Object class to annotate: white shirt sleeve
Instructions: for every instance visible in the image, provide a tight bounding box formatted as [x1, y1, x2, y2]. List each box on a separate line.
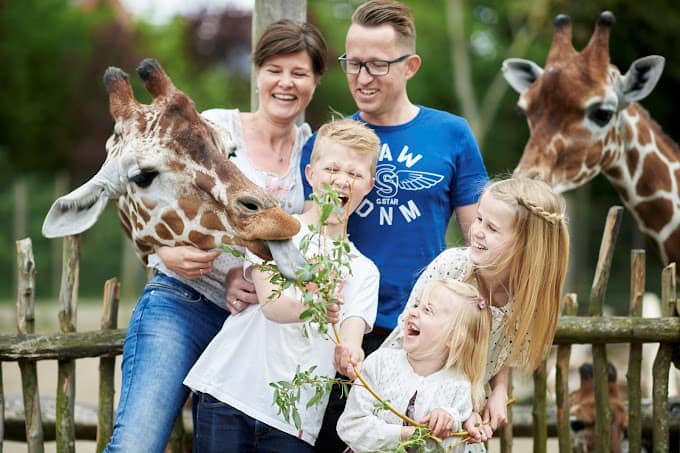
[337, 352, 403, 452]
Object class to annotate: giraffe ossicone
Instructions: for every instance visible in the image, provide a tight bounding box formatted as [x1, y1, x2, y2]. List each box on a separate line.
[503, 11, 680, 270]
[42, 58, 307, 280]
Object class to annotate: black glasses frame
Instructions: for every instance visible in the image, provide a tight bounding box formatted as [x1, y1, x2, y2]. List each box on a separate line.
[337, 54, 412, 76]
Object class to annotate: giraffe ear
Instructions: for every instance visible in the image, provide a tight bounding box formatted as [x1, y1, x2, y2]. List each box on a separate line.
[619, 55, 665, 103]
[42, 158, 123, 238]
[502, 58, 544, 94]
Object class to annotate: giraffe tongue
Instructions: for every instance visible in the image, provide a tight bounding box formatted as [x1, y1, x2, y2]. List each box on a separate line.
[266, 239, 311, 281]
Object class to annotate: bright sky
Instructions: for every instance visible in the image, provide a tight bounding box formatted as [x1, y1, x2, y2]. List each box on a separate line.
[119, 0, 254, 24]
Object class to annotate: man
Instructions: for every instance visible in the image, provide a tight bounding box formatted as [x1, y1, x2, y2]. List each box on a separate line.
[300, 1, 488, 450]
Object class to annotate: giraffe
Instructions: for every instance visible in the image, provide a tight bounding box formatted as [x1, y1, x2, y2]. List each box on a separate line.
[42, 58, 306, 279]
[502, 11, 680, 270]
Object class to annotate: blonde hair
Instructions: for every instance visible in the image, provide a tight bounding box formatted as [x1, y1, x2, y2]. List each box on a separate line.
[310, 119, 380, 175]
[352, 0, 416, 52]
[421, 279, 491, 411]
[473, 178, 570, 371]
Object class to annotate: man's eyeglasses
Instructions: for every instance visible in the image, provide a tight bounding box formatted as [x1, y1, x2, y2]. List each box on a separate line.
[338, 54, 412, 76]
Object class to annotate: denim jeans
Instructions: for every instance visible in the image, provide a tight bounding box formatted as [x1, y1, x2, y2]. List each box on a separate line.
[104, 273, 229, 453]
[192, 392, 313, 453]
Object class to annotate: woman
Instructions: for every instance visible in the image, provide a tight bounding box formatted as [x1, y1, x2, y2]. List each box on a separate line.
[104, 20, 327, 452]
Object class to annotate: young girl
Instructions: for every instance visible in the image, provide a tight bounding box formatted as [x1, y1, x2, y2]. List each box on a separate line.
[381, 177, 570, 445]
[337, 279, 492, 453]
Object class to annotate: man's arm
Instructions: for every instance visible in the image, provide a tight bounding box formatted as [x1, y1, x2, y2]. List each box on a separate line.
[454, 203, 477, 245]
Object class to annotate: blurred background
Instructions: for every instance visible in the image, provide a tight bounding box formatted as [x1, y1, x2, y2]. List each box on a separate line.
[0, 0, 678, 313]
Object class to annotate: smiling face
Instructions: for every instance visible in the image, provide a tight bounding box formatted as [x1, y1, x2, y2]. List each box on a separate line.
[344, 23, 418, 125]
[255, 51, 317, 124]
[403, 284, 457, 361]
[305, 138, 375, 223]
[468, 192, 517, 269]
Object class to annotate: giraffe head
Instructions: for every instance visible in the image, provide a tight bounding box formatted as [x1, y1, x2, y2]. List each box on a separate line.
[42, 59, 306, 279]
[502, 11, 665, 193]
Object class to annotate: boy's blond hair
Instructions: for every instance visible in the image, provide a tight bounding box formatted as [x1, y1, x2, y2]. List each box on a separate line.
[469, 178, 570, 371]
[352, 0, 416, 52]
[310, 119, 380, 175]
[420, 279, 491, 411]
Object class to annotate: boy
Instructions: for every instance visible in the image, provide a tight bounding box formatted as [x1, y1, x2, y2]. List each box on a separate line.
[183, 119, 381, 452]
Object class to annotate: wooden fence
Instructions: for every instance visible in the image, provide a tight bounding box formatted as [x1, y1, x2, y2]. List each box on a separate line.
[1, 206, 679, 453]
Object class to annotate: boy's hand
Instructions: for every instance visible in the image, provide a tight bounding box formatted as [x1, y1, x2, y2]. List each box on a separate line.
[326, 301, 342, 324]
[333, 344, 364, 380]
[421, 408, 454, 438]
[463, 412, 491, 443]
[225, 267, 256, 314]
[156, 246, 219, 280]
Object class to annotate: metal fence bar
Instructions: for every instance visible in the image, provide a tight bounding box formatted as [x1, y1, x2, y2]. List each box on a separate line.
[16, 238, 44, 453]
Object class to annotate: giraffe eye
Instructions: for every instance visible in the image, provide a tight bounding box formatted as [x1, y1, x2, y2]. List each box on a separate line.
[588, 107, 614, 127]
[129, 170, 159, 188]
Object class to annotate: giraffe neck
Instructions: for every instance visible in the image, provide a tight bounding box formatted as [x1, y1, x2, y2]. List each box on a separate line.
[600, 104, 680, 264]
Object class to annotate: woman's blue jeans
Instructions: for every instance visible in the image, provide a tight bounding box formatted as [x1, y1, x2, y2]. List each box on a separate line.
[192, 392, 313, 453]
[104, 273, 228, 453]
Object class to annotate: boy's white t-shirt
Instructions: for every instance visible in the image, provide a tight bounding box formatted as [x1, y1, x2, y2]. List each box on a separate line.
[184, 216, 380, 445]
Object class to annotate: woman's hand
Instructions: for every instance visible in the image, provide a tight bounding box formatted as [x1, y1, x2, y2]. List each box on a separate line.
[224, 267, 257, 314]
[156, 246, 219, 280]
[420, 408, 453, 439]
[463, 412, 492, 443]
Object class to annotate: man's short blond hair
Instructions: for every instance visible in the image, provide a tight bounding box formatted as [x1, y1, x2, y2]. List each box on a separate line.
[310, 119, 380, 175]
[352, 0, 416, 52]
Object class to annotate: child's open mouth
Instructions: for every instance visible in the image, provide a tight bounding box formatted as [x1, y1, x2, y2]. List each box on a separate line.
[406, 321, 420, 336]
[338, 194, 349, 207]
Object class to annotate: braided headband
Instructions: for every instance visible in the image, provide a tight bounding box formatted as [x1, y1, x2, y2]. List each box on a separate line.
[517, 197, 564, 225]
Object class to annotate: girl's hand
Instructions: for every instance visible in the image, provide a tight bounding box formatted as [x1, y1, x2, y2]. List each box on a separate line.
[420, 408, 453, 438]
[463, 412, 492, 443]
[156, 246, 219, 280]
[484, 387, 508, 431]
[333, 344, 364, 380]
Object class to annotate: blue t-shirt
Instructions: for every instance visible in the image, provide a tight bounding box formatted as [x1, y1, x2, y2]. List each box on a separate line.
[300, 106, 488, 330]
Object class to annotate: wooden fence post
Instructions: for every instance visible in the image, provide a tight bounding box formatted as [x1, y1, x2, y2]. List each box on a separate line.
[556, 293, 578, 452]
[589, 206, 622, 453]
[627, 249, 645, 452]
[96, 278, 120, 452]
[500, 368, 513, 453]
[57, 236, 80, 453]
[532, 361, 547, 453]
[653, 262, 676, 452]
[16, 238, 44, 453]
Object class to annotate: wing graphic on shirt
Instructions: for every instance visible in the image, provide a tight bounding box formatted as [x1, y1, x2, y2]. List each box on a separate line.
[375, 164, 445, 198]
[396, 170, 444, 191]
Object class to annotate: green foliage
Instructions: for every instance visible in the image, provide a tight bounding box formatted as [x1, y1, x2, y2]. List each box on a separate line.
[270, 365, 351, 430]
